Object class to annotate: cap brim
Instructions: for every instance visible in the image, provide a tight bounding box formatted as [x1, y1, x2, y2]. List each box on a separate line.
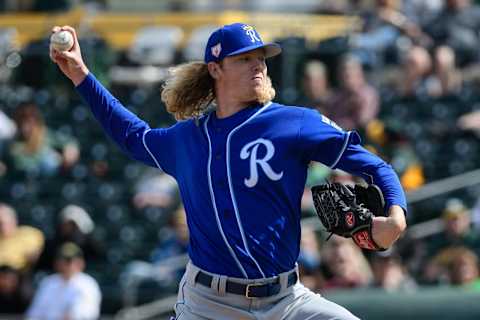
[227, 42, 282, 59]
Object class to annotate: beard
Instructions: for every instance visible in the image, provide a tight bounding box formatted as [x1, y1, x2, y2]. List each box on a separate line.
[252, 75, 276, 104]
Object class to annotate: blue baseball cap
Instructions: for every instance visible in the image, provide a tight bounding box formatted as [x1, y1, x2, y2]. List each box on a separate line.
[204, 23, 282, 63]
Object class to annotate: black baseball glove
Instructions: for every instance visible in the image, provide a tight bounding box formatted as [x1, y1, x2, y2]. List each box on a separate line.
[311, 182, 386, 251]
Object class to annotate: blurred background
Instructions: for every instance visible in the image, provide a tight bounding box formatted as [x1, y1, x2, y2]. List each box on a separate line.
[1, 0, 480, 319]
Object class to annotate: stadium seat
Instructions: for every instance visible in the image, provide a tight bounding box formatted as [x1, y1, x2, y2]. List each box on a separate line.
[90, 142, 109, 161]
[95, 182, 125, 202]
[72, 104, 90, 124]
[71, 163, 90, 181]
[61, 182, 87, 201]
[30, 204, 55, 231]
[100, 205, 133, 233]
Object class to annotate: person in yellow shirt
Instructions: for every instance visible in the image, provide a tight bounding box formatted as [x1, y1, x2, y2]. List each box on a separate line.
[0, 203, 44, 273]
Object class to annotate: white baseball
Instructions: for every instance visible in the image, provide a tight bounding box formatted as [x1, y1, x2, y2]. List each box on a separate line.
[50, 30, 74, 52]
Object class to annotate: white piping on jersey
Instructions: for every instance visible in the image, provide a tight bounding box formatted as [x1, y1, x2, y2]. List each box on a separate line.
[329, 131, 351, 169]
[142, 129, 165, 172]
[204, 114, 248, 278]
[362, 172, 374, 184]
[226, 102, 273, 279]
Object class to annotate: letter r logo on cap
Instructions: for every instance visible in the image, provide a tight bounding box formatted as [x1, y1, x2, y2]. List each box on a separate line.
[242, 25, 260, 43]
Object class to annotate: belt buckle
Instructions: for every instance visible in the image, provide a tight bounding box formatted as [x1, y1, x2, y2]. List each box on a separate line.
[245, 283, 262, 299]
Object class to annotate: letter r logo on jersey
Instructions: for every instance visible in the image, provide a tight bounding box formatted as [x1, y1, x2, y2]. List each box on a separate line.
[240, 138, 283, 188]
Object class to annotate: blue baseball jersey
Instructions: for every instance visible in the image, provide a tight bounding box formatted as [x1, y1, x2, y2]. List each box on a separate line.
[77, 73, 407, 279]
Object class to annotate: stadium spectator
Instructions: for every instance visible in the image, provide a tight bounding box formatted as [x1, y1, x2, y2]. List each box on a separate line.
[320, 235, 373, 290]
[121, 206, 189, 292]
[325, 54, 379, 131]
[297, 60, 331, 113]
[0, 203, 44, 274]
[0, 264, 32, 314]
[348, 0, 402, 68]
[402, 0, 443, 24]
[36, 204, 104, 272]
[394, 45, 432, 97]
[297, 225, 323, 291]
[426, 198, 480, 258]
[26, 242, 102, 320]
[314, 0, 367, 15]
[423, 246, 480, 288]
[446, 246, 480, 289]
[424, 0, 480, 67]
[3, 102, 79, 178]
[457, 109, 480, 135]
[370, 248, 417, 292]
[132, 168, 179, 211]
[150, 206, 189, 264]
[425, 45, 463, 97]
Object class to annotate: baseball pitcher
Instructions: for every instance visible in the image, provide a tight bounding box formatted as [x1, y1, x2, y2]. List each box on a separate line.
[50, 22, 407, 320]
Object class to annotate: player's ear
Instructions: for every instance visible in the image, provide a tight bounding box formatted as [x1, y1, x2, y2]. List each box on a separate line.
[207, 62, 221, 79]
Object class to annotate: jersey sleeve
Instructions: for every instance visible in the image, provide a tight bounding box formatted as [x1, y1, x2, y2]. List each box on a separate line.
[336, 143, 408, 214]
[75, 73, 176, 175]
[298, 108, 361, 168]
[298, 108, 407, 213]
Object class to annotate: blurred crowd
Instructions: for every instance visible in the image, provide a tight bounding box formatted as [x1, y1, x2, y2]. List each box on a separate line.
[2, 0, 480, 316]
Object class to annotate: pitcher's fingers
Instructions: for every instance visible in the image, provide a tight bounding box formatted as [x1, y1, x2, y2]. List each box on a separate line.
[58, 50, 76, 60]
[51, 26, 62, 34]
[50, 48, 67, 63]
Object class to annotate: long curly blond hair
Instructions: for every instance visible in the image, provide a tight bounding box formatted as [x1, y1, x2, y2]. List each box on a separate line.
[161, 61, 276, 120]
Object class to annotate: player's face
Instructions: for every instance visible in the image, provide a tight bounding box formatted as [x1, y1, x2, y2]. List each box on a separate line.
[55, 257, 85, 279]
[219, 48, 268, 103]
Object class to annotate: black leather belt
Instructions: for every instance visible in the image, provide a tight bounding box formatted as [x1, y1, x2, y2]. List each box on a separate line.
[195, 270, 298, 298]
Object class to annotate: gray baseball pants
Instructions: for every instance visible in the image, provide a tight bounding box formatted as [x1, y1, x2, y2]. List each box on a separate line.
[174, 261, 360, 320]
